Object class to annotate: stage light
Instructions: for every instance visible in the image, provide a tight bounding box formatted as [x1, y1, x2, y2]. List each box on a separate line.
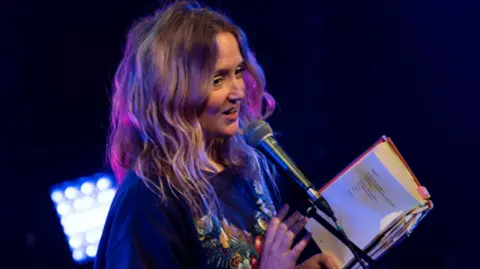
[80, 182, 95, 195]
[50, 172, 116, 264]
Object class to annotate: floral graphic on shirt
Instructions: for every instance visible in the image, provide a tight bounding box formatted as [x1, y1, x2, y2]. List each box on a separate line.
[238, 259, 252, 269]
[252, 180, 276, 218]
[195, 180, 276, 269]
[197, 216, 258, 269]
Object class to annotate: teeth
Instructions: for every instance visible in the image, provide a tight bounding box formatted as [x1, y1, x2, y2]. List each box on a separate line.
[224, 108, 237, 114]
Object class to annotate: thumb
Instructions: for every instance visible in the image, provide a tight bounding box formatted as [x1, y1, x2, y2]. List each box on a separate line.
[315, 252, 342, 269]
[308, 253, 324, 263]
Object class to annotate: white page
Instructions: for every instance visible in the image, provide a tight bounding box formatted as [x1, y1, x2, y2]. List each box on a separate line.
[305, 146, 421, 266]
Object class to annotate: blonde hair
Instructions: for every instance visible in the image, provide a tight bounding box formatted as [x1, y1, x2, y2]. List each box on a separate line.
[108, 1, 278, 220]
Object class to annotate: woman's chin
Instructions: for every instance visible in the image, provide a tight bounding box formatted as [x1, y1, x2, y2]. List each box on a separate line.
[204, 120, 240, 139]
[221, 129, 239, 138]
[219, 122, 240, 137]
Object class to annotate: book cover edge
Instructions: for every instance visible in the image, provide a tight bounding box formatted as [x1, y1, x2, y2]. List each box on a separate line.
[385, 137, 433, 209]
[318, 135, 433, 209]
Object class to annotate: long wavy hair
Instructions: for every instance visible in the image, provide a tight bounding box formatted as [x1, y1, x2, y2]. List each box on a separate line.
[108, 1, 278, 220]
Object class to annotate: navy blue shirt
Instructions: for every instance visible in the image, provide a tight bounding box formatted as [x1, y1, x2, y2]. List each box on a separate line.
[94, 167, 281, 269]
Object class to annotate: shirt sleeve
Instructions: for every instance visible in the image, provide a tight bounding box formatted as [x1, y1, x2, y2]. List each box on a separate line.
[99, 174, 206, 269]
[106, 203, 191, 269]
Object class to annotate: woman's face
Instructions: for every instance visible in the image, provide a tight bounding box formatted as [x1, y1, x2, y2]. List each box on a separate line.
[199, 32, 245, 139]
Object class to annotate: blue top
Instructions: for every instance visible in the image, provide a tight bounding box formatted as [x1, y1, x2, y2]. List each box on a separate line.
[94, 166, 284, 269]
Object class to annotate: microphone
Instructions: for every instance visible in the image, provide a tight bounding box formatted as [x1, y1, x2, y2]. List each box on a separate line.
[244, 120, 336, 220]
[244, 120, 380, 269]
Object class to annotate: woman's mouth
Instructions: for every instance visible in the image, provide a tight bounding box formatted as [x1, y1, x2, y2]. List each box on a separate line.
[222, 107, 237, 115]
[222, 107, 239, 120]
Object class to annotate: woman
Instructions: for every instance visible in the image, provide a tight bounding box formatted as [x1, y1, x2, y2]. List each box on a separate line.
[94, 1, 340, 269]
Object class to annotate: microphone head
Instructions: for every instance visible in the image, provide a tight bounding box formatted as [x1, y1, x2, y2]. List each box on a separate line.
[244, 120, 273, 147]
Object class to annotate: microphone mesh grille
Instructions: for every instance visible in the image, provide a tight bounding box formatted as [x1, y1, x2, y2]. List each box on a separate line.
[244, 120, 273, 147]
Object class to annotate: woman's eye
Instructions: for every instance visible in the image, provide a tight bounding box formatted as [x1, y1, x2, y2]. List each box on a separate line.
[213, 77, 223, 86]
[235, 66, 246, 76]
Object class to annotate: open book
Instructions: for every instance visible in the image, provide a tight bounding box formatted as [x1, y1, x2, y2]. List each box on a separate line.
[305, 136, 433, 269]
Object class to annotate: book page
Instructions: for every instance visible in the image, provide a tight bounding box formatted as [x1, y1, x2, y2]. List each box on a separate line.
[374, 142, 425, 203]
[348, 209, 428, 269]
[305, 144, 422, 266]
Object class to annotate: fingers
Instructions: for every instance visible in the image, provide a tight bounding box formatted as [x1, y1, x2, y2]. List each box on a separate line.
[279, 215, 309, 251]
[275, 204, 290, 221]
[288, 232, 312, 260]
[265, 204, 288, 241]
[289, 215, 308, 236]
[265, 204, 310, 259]
[283, 211, 303, 229]
[279, 229, 295, 251]
[264, 204, 289, 252]
[264, 217, 280, 251]
[272, 223, 288, 250]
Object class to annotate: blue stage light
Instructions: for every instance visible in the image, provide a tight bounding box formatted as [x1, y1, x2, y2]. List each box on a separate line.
[50, 172, 116, 263]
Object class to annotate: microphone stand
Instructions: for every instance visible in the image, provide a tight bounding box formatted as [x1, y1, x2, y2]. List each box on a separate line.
[301, 195, 384, 269]
[250, 129, 384, 268]
[283, 173, 384, 269]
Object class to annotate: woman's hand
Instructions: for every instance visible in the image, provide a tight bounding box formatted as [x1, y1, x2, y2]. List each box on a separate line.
[293, 186, 430, 269]
[296, 253, 342, 269]
[259, 204, 311, 269]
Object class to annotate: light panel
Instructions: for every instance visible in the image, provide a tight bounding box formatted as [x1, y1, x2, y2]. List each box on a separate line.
[50, 172, 116, 263]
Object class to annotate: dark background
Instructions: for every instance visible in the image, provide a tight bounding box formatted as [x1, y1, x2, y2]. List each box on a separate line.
[2, 0, 479, 268]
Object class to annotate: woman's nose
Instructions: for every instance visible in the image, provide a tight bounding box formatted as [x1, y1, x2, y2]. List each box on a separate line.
[228, 78, 245, 103]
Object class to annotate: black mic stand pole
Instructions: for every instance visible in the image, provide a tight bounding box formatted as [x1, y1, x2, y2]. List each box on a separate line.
[283, 174, 384, 269]
[301, 195, 384, 269]
[252, 128, 383, 268]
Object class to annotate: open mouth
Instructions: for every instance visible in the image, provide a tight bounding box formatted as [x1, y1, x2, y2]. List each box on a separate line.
[222, 107, 238, 115]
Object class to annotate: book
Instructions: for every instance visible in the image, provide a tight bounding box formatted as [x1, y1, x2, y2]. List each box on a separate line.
[304, 136, 433, 269]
